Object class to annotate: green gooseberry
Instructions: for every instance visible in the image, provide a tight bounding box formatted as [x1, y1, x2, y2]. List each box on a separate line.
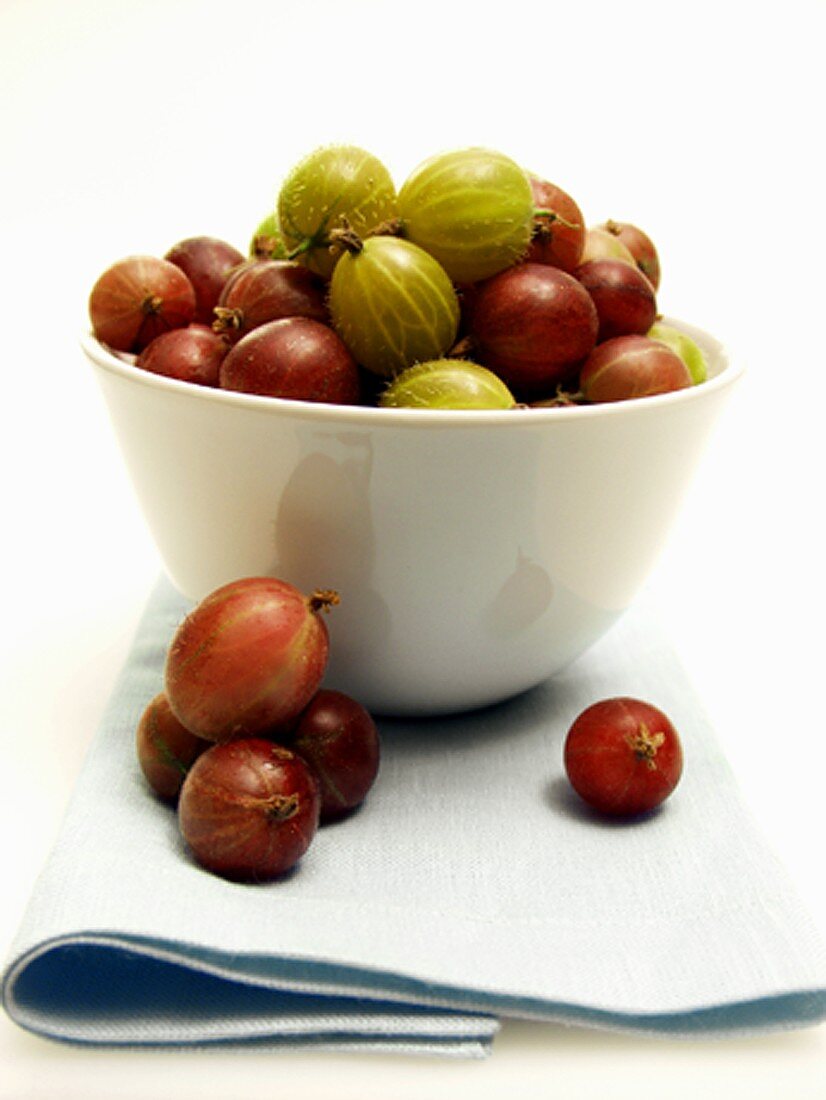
[379, 359, 516, 410]
[328, 234, 460, 378]
[397, 147, 534, 283]
[249, 213, 287, 259]
[277, 144, 398, 279]
[647, 321, 708, 384]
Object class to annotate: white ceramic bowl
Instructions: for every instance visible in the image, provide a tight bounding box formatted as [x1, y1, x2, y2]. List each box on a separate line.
[83, 320, 742, 716]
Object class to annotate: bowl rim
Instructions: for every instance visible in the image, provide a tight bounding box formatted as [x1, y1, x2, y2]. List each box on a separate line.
[81, 316, 744, 428]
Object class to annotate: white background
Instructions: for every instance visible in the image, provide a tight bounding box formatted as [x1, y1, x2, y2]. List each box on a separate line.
[1, 0, 824, 1096]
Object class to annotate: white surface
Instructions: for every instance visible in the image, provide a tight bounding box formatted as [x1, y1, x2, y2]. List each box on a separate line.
[1, 0, 824, 1096]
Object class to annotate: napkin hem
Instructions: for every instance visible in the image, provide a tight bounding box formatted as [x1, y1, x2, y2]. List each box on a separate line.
[5, 931, 825, 1050]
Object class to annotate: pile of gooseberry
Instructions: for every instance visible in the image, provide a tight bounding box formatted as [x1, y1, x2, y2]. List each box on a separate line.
[88, 144, 708, 409]
[136, 576, 381, 881]
[135, 572, 684, 884]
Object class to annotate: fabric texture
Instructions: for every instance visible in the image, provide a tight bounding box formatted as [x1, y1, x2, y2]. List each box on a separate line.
[3, 576, 825, 1056]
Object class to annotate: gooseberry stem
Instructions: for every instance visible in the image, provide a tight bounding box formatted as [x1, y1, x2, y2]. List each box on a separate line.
[531, 385, 587, 407]
[309, 589, 341, 614]
[367, 217, 404, 238]
[252, 234, 282, 258]
[447, 334, 475, 359]
[533, 207, 581, 231]
[212, 306, 242, 334]
[554, 389, 586, 406]
[327, 218, 364, 255]
[141, 293, 163, 315]
[267, 793, 300, 821]
[286, 238, 315, 260]
[625, 723, 666, 770]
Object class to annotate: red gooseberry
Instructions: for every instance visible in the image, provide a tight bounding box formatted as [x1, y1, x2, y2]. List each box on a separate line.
[135, 324, 230, 387]
[526, 175, 586, 273]
[563, 697, 683, 816]
[469, 263, 598, 398]
[598, 220, 661, 289]
[287, 690, 380, 821]
[135, 692, 210, 802]
[164, 577, 339, 742]
[579, 334, 692, 403]
[212, 259, 328, 344]
[579, 226, 637, 267]
[574, 258, 658, 342]
[178, 738, 320, 880]
[219, 316, 361, 404]
[165, 236, 246, 324]
[88, 255, 197, 353]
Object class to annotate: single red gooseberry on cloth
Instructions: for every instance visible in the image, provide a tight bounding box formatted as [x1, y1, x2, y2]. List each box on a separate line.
[164, 577, 339, 742]
[563, 696, 683, 816]
[178, 738, 320, 880]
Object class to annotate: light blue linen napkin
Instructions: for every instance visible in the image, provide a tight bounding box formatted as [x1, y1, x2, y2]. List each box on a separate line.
[3, 576, 825, 1056]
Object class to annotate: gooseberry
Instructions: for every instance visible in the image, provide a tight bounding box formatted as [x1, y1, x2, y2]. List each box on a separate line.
[599, 220, 661, 289]
[579, 334, 692, 403]
[88, 255, 196, 353]
[135, 324, 229, 387]
[288, 690, 380, 821]
[136, 692, 209, 802]
[469, 262, 598, 398]
[379, 359, 515, 410]
[397, 147, 534, 283]
[647, 321, 707, 384]
[165, 576, 339, 742]
[328, 231, 460, 378]
[579, 226, 637, 267]
[574, 258, 658, 341]
[526, 175, 585, 272]
[563, 697, 683, 816]
[277, 144, 398, 279]
[249, 213, 288, 260]
[165, 236, 245, 324]
[219, 316, 361, 403]
[455, 281, 480, 335]
[212, 258, 328, 343]
[178, 738, 320, 880]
